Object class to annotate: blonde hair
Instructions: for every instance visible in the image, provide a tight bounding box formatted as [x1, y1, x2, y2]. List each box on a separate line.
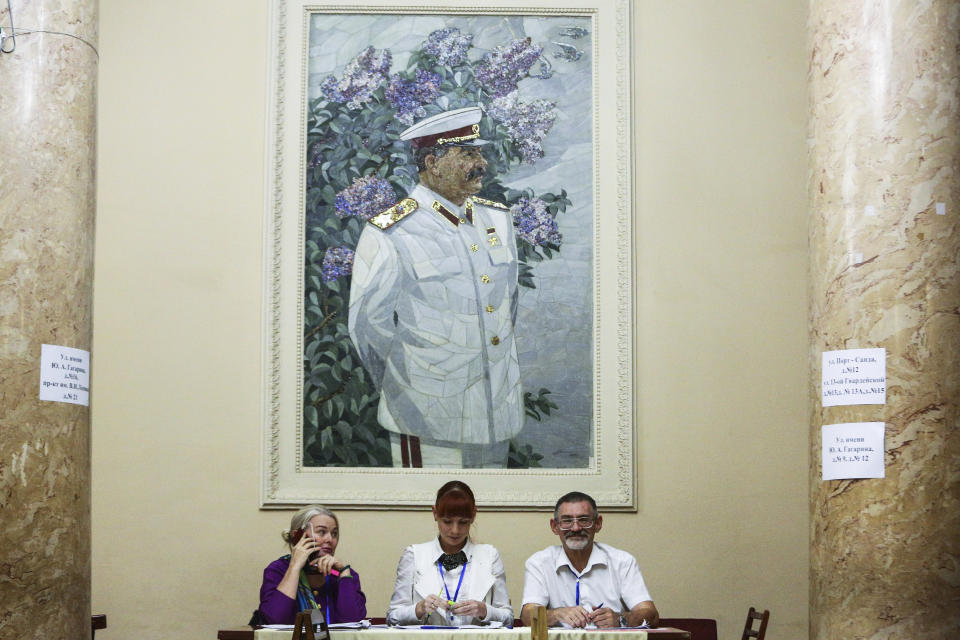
[281, 504, 339, 546]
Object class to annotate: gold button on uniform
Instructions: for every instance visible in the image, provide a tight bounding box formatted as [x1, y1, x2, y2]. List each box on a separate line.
[480, 274, 490, 283]
[485, 305, 494, 313]
[490, 336, 500, 345]
[470, 244, 479, 252]
[459, 217, 467, 224]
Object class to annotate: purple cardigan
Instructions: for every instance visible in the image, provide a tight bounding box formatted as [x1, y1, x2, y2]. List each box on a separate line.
[258, 556, 367, 624]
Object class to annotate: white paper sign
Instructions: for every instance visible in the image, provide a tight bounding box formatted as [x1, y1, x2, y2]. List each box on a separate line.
[822, 422, 885, 480]
[39, 344, 90, 406]
[821, 348, 886, 406]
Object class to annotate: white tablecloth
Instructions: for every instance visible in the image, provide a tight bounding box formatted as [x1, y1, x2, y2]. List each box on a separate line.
[253, 627, 687, 640]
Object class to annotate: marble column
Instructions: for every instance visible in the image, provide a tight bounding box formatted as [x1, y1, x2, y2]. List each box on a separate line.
[0, 0, 97, 637]
[808, 1, 959, 639]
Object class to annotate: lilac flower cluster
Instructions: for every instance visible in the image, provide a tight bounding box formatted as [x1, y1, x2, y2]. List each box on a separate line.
[474, 38, 544, 97]
[421, 27, 473, 67]
[511, 197, 562, 247]
[385, 69, 442, 125]
[320, 246, 356, 283]
[487, 91, 558, 163]
[320, 46, 392, 110]
[334, 175, 396, 221]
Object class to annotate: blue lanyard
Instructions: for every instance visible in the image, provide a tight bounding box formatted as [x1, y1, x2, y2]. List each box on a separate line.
[322, 575, 332, 625]
[437, 559, 468, 612]
[568, 567, 581, 605]
[317, 576, 330, 627]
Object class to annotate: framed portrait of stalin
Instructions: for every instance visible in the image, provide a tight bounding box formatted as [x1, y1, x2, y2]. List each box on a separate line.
[262, 0, 637, 510]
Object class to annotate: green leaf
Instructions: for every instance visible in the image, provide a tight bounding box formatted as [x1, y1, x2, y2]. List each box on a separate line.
[357, 425, 376, 445]
[335, 421, 353, 441]
[320, 427, 333, 449]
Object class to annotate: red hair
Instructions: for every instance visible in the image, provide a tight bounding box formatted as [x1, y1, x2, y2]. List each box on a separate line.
[434, 481, 477, 519]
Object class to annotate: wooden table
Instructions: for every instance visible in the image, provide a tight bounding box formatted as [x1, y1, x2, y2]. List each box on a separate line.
[218, 627, 690, 640]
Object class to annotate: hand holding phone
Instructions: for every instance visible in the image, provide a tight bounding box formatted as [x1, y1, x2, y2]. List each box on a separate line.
[290, 527, 319, 570]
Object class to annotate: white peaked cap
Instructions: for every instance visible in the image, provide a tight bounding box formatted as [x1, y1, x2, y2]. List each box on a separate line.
[398, 106, 489, 148]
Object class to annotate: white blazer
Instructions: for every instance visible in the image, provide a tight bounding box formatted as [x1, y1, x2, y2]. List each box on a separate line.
[387, 538, 513, 625]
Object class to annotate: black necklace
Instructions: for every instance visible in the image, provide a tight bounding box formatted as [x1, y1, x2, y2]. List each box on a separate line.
[439, 550, 467, 570]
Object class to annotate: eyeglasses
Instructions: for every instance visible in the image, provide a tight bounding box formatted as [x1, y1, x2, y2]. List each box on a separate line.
[556, 516, 595, 530]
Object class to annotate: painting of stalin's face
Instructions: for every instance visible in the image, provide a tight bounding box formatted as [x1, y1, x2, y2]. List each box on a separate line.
[425, 146, 488, 203]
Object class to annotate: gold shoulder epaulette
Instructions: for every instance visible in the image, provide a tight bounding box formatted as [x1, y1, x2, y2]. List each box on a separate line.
[368, 198, 418, 230]
[469, 196, 509, 211]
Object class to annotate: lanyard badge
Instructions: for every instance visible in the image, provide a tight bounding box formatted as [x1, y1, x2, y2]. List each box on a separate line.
[437, 559, 468, 623]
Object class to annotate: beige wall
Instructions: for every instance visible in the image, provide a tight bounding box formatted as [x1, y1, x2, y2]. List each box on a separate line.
[92, 1, 809, 639]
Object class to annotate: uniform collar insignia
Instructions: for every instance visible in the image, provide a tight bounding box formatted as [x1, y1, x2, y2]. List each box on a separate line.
[431, 200, 461, 227]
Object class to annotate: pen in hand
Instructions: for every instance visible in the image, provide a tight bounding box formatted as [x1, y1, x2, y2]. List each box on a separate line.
[587, 603, 606, 629]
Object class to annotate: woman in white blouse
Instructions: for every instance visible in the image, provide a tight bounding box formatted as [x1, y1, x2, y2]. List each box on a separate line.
[387, 481, 513, 626]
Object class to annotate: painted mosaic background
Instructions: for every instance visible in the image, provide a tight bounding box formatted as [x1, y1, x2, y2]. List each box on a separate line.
[303, 12, 594, 468]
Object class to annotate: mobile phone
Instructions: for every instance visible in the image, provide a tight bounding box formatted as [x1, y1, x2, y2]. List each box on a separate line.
[302, 523, 321, 572]
[291, 528, 305, 545]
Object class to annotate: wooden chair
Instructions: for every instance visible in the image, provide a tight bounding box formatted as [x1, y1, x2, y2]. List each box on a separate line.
[91, 614, 107, 639]
[529, 604, 547, 640]
[658, 617, 717, 640]
[741, 607, 769, 640]
[292, 609, 330, 640]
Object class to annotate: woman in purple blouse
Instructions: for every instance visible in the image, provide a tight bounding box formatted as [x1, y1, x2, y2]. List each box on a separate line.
[256, 505, 367, 625]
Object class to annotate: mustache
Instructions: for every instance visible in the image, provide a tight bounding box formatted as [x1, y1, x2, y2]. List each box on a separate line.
[466, 166, 485, 181]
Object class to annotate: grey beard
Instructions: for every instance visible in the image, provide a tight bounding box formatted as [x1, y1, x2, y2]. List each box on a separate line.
[564, 534, 589, 550]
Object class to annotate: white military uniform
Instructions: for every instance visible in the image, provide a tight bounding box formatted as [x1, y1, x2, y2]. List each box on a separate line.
[349, 182, 524, 464]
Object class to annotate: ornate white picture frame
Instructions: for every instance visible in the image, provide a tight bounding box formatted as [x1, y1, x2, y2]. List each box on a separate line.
[262, 0, 635, 509]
